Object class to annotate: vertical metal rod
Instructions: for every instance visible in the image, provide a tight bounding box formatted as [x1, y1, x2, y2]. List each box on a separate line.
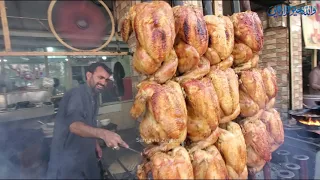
[263, 162, 271, 180]
[240, 0, 251, 11]
[202, 0, 213, 15]
[232, 0, 241, 13]
[0, 1, 11, 51]
[172, 0, 184, 7]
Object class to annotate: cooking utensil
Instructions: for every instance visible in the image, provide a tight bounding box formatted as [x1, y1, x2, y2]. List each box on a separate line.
[126, 147, 142, 155]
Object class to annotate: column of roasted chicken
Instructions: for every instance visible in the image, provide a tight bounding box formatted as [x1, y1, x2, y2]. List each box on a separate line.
[172, 5, 209, 76]
[216, 122, 248, 179]
[231, 11, 264, 73]
[206, 66, 241, 124]
[137, 146, 194, 179]
[121, 1, 178, 84]
[203, 15, 235, 69]
[260, 109, 285, 152]
[238, 110, 272, 174]
[176, 77, 228, 179]
[130, 80, 188, 156]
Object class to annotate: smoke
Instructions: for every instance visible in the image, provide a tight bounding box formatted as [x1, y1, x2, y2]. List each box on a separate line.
[0, 126, 48, 179]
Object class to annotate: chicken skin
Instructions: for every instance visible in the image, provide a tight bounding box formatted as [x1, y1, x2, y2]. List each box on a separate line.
[173, 5, 208, 74]
[137, 146, 194, 179]
[130, 80, 187, 156]
[204, 14, 234, 69]
[121, 1, 177, 83]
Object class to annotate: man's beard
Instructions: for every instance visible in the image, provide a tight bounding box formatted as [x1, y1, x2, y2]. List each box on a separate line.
[93, 83, 105, 93]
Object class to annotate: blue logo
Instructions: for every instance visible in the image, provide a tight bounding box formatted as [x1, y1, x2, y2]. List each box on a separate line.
[267, 4, 317, 17]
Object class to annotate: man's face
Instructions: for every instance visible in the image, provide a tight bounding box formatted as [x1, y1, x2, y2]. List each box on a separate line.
[86, 66, 110, 93]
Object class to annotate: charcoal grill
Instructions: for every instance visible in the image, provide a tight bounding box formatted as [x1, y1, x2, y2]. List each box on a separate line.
[288, 107, 320, 130]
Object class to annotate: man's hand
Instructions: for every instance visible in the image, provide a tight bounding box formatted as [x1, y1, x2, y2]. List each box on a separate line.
[96, 140, 103, 159]
[98, 129, 129, 149]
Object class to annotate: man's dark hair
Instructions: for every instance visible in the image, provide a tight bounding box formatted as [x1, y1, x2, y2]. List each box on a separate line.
[86, 62, 112, 76]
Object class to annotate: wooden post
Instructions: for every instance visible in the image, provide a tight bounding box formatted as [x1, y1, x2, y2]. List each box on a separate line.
[312, 49, 317, 68]
[0, 0, 11, 51]
[240, 0, 251, 11]
[213, 1, 222, 15]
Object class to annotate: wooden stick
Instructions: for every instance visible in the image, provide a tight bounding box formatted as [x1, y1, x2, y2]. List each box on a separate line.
[0, 51, 128, 56]
[0, 0, 11, 51]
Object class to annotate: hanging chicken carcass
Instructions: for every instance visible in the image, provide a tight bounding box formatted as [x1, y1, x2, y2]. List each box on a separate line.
[239, 67, 278, 117]
[130, 80, 187, 156]
[179, 77, 220, 145]
[190, 145, 228, 179]
[238, 110, 272, 174]
[137, 146, 194, 179]
[172, 5, 209, 74]
[215, 122, 248, 179]
[204, 15, 235, 69]
[260, 108, 284, 152]
[206, 66, 240, 123]
[231, 11, 264, 73]
[121, 1, 178, 84]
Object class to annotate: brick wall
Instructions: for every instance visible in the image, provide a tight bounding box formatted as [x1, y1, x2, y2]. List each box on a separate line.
[257, 3, 304, 120]
[257, 11, 290, 120]
[289, 10, 303, 110]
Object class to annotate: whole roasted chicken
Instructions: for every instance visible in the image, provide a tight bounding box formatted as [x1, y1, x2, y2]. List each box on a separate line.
[130, 80, 187, 156]
[239, 110, 272, 174]
[261, 67, 278, 109]
[239, 68, 267, 117]
[206, 66, 240, 123]
[215, 122, 248, 179]
[231, 11, 264, 72]
[190, 145, 228, 179]
[137, 146, 194, 179]
[173, 5, 208, 74]
[260, 109, 284, 152]
[121, 1, 178, 83]
[180, 78, 220, 145]
[204, 15, 234, 69]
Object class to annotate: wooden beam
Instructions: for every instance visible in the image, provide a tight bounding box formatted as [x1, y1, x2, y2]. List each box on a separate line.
[0, 38, 128, 48]
[240, 0, 251, 11]
[0, 29, 121, 42]
[0, 51, 128, 56]
[0, 1, 11, 51]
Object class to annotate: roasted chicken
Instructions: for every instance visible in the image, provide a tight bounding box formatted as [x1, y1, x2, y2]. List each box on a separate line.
[173, 5, 208, 74]
[239, 68, 267, 117]
[204, 15, 234, 69]
[231, 11, 264, 53]
[239, 110, 271, 174]
[121, 1, 177, 83]
[231, 11, 264, 71]
[261, 67, 278, 109]
[180, 78, 220, 143]
[216, 122, 248, 179]
[260, 109, 284, 152]
[137, 146, 194, 179]
[130, 80, 187, 156]
[190, 145, 228, 179]
[174, 56, 210, 83]
[207, 66, 240, 123]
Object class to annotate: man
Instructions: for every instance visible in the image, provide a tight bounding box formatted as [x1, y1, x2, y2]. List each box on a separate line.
[309, 61, 320, 95]
[47, 62, 129, 179]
